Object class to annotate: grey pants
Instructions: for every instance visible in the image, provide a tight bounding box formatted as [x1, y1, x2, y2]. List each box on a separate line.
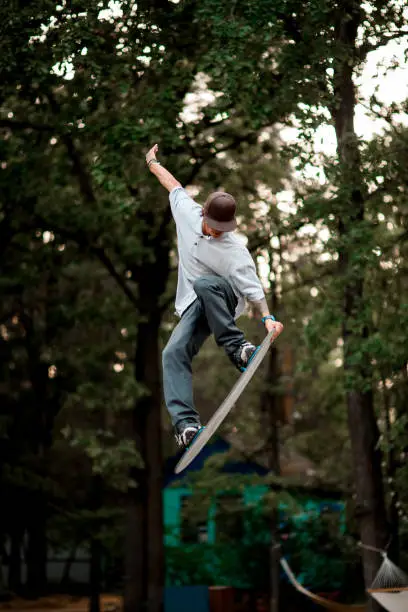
[162, 275, 245, 433]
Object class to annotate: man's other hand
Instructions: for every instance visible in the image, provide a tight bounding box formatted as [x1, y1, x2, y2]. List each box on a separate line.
[265, 318, 284, 340]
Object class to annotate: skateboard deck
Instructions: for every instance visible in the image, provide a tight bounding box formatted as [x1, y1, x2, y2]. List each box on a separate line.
[174, 330, 275, 474]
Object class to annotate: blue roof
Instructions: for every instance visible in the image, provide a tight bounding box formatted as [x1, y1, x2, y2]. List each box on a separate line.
[164, 436, 268, 487]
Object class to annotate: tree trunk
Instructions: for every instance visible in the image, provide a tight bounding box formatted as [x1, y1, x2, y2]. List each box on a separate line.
[260, 277, 281, 612]
[8, 522, 22, 594]
[382, 377, 399, 563]
[124, 471, 147, 612]
[145, 326, 164, 612]
[333, 6, 388, 608]
[21, 310, 61, 599]
[25, 492, 47, 597]
[89, 538, 102, 612]
[89, 475, 103, 612]
[124, 228, 168, 612]
[125, 317, 164, 612]
[60, 542, 79, 587]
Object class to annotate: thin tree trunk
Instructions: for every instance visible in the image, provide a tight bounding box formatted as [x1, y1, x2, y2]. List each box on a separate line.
[333, 6, 388, 608]
[134, 317, 164, 612]
[266, 349, 281, 612]
[8, 523, 22, 594]
[21, 310, 60, 599]
[124, 382, 148, 612]
[25, 492, 47, 597]
[124, 472, 147, 612]
[125, 317, 164, 612]
[124, 230, 168, 612]
[260, 270, 281, 612]
[89, 537, 102, 612]
[60, 542, 79, 587]
[89, 475, 103, 612]
[381, 376, 399, 563]
[145, 346, 164, 612]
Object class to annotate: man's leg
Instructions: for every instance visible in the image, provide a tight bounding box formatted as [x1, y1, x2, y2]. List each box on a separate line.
[162, 300, 210, 436]
[193, 275, 256, 370]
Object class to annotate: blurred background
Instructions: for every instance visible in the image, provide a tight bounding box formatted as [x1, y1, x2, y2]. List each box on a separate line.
[0, 1, 408, 612]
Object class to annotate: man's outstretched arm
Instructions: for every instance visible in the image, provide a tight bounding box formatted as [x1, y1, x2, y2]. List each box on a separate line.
[146, 144, 181, 192]
[232, 260, 284, 339]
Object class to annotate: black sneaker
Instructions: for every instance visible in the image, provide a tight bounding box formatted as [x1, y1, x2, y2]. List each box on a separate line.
[175, 425, 201, 450]
[231, 341, 258, 372]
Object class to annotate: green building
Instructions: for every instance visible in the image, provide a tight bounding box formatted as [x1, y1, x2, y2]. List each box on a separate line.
[163, 437, 346, 591]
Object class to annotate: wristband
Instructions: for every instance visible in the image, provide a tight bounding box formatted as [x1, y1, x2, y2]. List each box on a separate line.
[262, 315, 275, 323]
[148, 159, 161, 167]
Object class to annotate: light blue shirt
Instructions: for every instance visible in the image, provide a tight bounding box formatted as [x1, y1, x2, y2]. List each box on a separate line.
[170, 187, 265, 317]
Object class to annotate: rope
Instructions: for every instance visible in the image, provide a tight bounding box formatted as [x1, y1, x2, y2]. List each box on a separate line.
[358, 542, 387, 559]
[280, 557, 367, 612]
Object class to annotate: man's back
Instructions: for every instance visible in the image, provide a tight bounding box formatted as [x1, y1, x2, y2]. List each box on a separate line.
[169, 186, 259, 318]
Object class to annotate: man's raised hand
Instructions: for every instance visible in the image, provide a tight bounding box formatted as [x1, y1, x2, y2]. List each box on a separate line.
[146, 144, 159, 166]
[145, 144, 181, 192]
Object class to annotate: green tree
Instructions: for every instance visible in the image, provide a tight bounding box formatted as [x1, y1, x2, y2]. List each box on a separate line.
[192, 3, 408, 606]
[0, 3, 290, 610]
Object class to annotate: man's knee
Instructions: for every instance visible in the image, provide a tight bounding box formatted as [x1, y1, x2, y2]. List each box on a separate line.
[193, 275, 219, 295]
[162, 339, 186, 367]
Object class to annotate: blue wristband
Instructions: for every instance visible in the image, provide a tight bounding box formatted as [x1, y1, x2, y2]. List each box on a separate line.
[262, 315, 275, 323]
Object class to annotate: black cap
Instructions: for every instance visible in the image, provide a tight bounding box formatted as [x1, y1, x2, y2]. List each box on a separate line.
[203, 192, 237, 232]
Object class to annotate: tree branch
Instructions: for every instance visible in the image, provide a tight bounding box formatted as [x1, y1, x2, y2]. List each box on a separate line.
[37, 92, 141, 309]
[35, 214, 140, 311]
[92, 247, 140, 310]
[46, 91, 98, 205]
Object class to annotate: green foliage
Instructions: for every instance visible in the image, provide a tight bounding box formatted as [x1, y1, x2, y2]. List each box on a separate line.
[281, 512, 361, 592]
[0, 0, 408, 601]
[165, 502, 359, 592]
[62, 427, 142, 489]
[166, 538, 270, 589]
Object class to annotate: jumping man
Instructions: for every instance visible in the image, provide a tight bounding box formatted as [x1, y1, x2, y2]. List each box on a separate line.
[146, 144, 284, 449]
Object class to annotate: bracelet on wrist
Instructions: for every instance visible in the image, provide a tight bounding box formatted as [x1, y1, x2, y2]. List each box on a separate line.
[148, 159, 161, 168]
[262, 315, 275, 323]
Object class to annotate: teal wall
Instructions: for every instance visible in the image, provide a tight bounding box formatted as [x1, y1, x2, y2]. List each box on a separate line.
[163, 485, 345, 547]
[164, 487, 218, 546]
[164, 484, 346, 589]
[164, 487, 185, 546]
